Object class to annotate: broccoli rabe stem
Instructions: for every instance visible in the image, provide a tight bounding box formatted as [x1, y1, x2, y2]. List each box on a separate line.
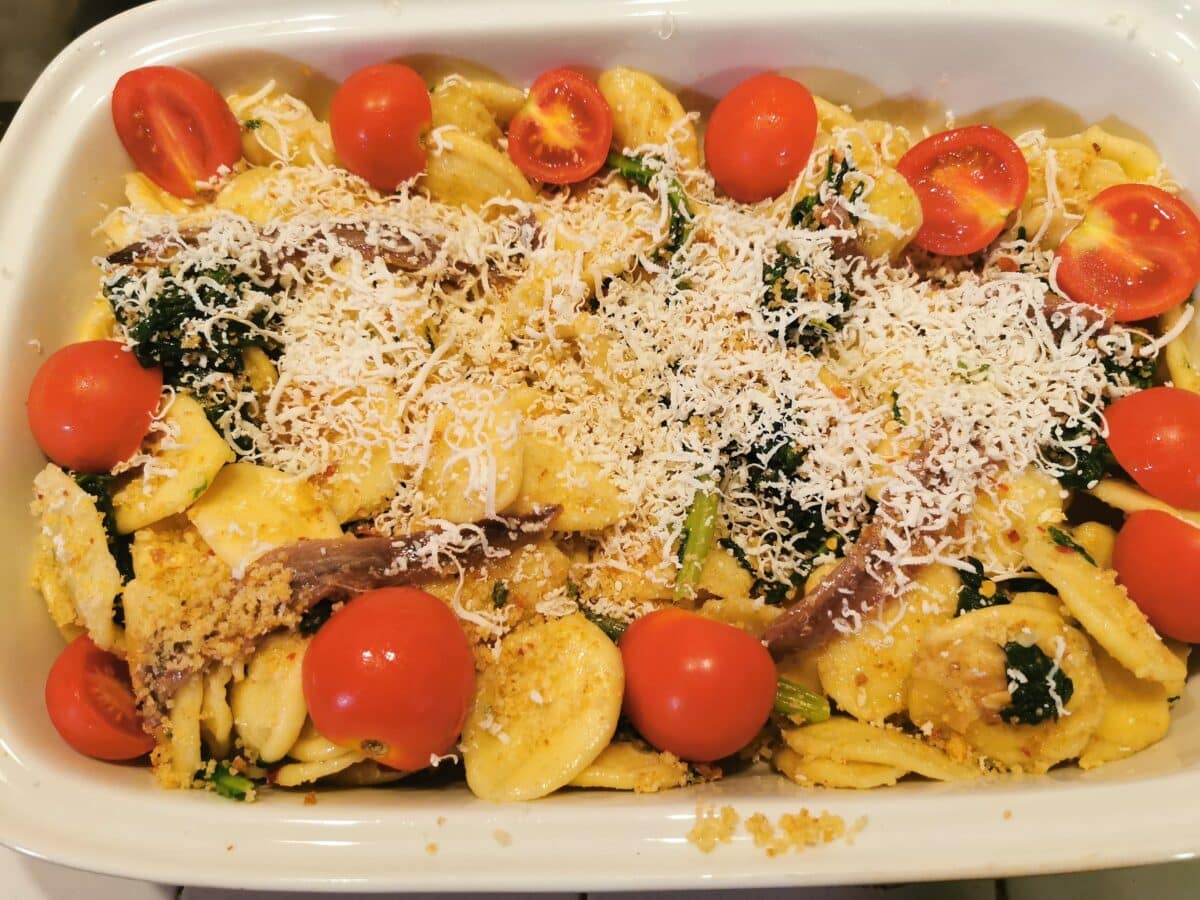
[674, 487, 719, 599]
[773, 678, 832, 724]
[209, 762, 256, 801]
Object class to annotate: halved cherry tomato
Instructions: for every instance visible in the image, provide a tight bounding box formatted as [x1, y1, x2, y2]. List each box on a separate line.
[896, 124, 1029, 256]
[1105, 386, 1200, 510]
[45, 635, 155, 761]
[302, 587, 475, 771]
[27, 340, 162, 473]
[619, 608, 776, 762]
[330, 63, 432, 192]
[1114, 510, 1200, 642]
[1055, 183, 1200, 322]
[704, 73, 817, 204]
[111, 66, 242, 199]
[507, 68, 612, 184]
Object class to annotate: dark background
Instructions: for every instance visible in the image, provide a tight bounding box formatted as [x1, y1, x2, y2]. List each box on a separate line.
[0, 0, 148, 135]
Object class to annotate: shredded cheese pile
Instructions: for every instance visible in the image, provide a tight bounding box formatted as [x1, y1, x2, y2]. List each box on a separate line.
[99, 136, 1150, 631]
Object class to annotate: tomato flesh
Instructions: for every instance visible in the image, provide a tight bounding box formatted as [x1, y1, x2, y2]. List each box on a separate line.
[1055, 183, 1200, 322]
[330, 63, 433, 192]
[507, 68, 612, 184]
[45, 635, 154, 761]
[896, 124, 1028, 256]
[704, 73, 817, 204]
[1104, 386, 1200, 511]
[1114, 510, 1200, 643]
[111, 66, 242, 198]
[301, 587, 475, 771]
[27, 340, 162, 473]
[619, 608, 776, 762]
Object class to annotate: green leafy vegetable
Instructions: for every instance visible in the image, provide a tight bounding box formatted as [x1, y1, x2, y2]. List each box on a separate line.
[761, 252, 851, 352]
[790, 194, 819, 228]
[491, 581, 510, 609]
[299, 598, 336, 636]
[1000, 642, 1074, 725]
[243, 118, 263, 130]
[583, 609, 629, 643]
[106, 265, 280, 452]
[1047, 526, 1097, 566]
[955, 557, 1010, 616]
[607, 151, 693, 256]
[890, 390, 906, 425]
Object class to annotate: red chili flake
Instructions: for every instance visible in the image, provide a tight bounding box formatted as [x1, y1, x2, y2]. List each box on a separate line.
[1006, 529, 1021, 544]
[1056, 545, 1073, 555]
[995, 257, 1019, 272]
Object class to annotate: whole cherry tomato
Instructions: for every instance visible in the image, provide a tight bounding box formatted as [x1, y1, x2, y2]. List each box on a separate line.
[302, 587, 475, 771]
[27, 340, 162, 473]
[619, 608, 776, 762]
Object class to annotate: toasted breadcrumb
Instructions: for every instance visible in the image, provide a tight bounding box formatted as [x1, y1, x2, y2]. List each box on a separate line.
[687, 804, 741, 853]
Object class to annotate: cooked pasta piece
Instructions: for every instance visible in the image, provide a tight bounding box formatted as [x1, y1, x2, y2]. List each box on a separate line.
[422, 129, 534, 211]
[815, 563, 959, 722]
[30, 465, 123, 651]
[1079, 644, 1172, 769]
[568, 741, 689, 792]
[907, 605, 1103, 773]
[781, 717, 980, 781]
[431, 79, 503, 146]
[1163, 301, 1200, 393]
[461, 614, 623, 801]
[199, 665, 235, 760]
[1088, 478, 1200, 527]
[231, 631, 310, 764]
[186, 462, 342, 573]
[597, 66, 700, 167]
[225, 88, 335, 167]
[773, 747, 906, 789]
[111, 394, 235, 533]
[1024, 530, 1186, 685]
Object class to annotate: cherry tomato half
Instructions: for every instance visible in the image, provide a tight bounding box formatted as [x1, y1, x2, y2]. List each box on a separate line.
[302, 587, 475, 771]
[27, 340, 162, 473]
[507, 68, 612, 185]
[619, 608, 776, 762]
[1114, 510, 1200, 643]
[704, 73, 818, 204]
[896, 124, 1029, 256]
[45, 635, 155, 761]
[1105, 386, 1200, 511]
[1055, 183, 1200, 322]
[111, 66, 242, 199]
[330, 63, 432, 192]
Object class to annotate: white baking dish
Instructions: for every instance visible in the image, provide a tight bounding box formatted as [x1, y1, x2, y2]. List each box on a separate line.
[2, 0, 1199, 890]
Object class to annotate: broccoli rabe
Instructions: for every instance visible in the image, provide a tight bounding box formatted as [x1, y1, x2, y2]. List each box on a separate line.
[206, 762, 257, 801]
[106, 265, 280, 451]
[1000, 642, 1074, 726]
[1045, 425, 1115, 491]
[955, 557, 1010, 616]
[721, 434, 840, 605]
[675, 487, 719, 599]
[761, 251, 851, 352]
[607, 151, 693, 256]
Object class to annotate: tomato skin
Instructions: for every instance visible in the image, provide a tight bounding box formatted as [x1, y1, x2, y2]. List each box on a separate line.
[330, 64, 432, 192]
[27, 340, 162, 474]
[1055, 183, 1200, 322]
[619, 608, 776, 762]
[1104, 387, 1200, 510]
[111, 66, 242, 199]
[302, 587, 475, 771]
[45, 635, 155, 761]
[896, 125, 1028, 256]
[1114, 510, 1200, 642]
[507, 68, 612, 185]
[704, 73, 817, 204]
